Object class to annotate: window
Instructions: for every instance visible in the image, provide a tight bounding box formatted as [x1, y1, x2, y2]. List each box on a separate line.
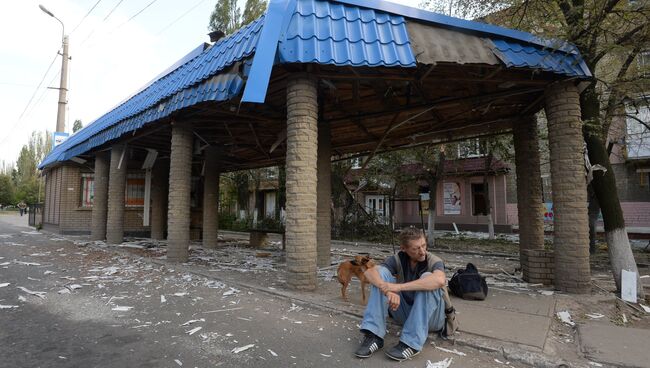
[126, 174, 145, 206]
[640, 171, 649, 187]
[471, 183, 487, 216]
[458, 139, 486, 158]
[81, 173, 94, 207]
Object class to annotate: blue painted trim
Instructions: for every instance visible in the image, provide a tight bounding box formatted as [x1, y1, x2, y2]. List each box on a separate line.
[241, 0, 295, 103]
[332, 0, 577, 54]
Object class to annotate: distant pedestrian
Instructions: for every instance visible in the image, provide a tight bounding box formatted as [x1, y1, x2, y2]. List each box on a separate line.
[18, 202, 27, 216]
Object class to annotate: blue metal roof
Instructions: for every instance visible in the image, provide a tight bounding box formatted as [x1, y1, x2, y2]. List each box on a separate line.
[40, 16, 264, 168]
[41, 0, 592, 168]
[278, 0, 415, 66]
[489, 39, 590, 77]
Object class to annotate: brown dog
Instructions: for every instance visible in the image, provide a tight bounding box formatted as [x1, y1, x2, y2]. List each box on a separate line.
[337, 255, 376, 304]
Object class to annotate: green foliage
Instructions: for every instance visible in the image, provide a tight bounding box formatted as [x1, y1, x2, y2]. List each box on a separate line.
[332, 207, 393, 243]
[72, 120, 83, 133]
[15, 177, 40, 204]
[242, 0, 267, 25]
[0, 174, 15, 205]
[208, 0, 267, 35]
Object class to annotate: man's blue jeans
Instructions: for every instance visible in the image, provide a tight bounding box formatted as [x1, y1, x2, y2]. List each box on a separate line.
[359, 266, 445, 350]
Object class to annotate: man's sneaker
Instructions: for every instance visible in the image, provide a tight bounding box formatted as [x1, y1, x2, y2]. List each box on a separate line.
[385, 341, 420, 361]
[354, 332, 384, 358]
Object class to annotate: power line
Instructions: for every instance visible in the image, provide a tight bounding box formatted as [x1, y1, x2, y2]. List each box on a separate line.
[156, 0, 209, 36]
[115, 0, 159, 32]
[71, 0, 103, 35]
[103, 0, 125, 21]
[79, 0, 126, 47]
[0, 51, 59, 145]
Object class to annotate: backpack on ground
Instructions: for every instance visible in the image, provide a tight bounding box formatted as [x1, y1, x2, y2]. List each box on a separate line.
[448, 262, 488, 300]
[392, 252, 459, 339]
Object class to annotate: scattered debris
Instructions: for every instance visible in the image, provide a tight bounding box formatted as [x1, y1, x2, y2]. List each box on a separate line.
[0, 305, 19, 309]
[58, 289, 71, 294]
[17, 296, 26, 302]
[268, 349, 278, 357]
[588, 362, 603, 367]
[585, 313, 605, 319]
[174, 359, 182, 366]
[557, 311, 575, 326]
[319, 353, 331, 357]
[17, 286, 46, 299]
[426, 357, 453, 368]
[13, 260, 41, 266]
[43, 270, 55, 275]
[185, 327, 202, 335]
[621, 270, 637, 303]
[232, 344, 255, 354]
[0, 283, 9, 288]
[111, 306, 133, 311]
[539, 290, 554, 296]
[180, 319, 205, 326]
[640, 304, 650, 313]
[287, 303, 303, 313]
[173, 292, 188, 297]
[223, 287, 240, 296]
[203, 307, 243, 314]
[434, 346, 466, 356]
[622, 313, 628, 324]
[160, 295, 166, 303]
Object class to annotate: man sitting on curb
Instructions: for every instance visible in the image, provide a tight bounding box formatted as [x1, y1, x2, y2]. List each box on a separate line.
[355, 227, 447, 361]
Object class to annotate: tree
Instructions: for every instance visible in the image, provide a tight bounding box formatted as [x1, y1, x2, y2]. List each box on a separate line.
[12, 131, 52, 205]
[208, 0, 267, 35]
[0, 174, 15, 206]
[242, 0, 267, 25]
[72, 120, 83, 133]
[425, 0, 649, 296]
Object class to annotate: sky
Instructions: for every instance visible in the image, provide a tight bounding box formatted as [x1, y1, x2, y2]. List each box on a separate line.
[0, 0, 422, 165]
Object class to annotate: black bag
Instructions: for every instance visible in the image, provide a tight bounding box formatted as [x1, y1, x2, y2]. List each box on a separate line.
[449, 263, 488, 300]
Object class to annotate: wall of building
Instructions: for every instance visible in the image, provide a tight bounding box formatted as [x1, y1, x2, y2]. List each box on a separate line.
[43, 163, 150, 236]
[392, 174, 511, 232]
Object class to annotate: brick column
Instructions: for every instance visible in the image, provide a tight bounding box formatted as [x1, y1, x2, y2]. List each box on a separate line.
[106, 144, 127, 244]
[150, 158, 168, 240]
[513, 116, 545, 281]
[202, 146, 221, 248]
[544, 81, 591, 293]
[167, 124, 193, 262]
[91, 151, 109, 240]
[285, 75, 318, 290]
[317, 119, 332, 267]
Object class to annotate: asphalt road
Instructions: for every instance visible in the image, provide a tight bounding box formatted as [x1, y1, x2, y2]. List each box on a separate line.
[0, 213, 516, 368]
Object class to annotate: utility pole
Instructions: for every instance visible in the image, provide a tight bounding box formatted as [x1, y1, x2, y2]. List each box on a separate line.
[56, 35, 69, 133]
[39, 4, 69, 134]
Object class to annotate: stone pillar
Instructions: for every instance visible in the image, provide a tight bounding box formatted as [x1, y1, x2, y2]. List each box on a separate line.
[316, 119, 332, 267]
[512, 116, 545, 277]
[167, 124, 193, 262]
[202, 146, 221, 248]
[150, 158, 168, 240]
[106, 144, 127, 244]
[285, 75, 318, 290]
[91, 151, 109, 240]
[544, 81, 591, 293]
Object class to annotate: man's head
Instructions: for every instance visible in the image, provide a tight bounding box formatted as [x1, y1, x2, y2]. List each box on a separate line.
[398, 227, 427, 262]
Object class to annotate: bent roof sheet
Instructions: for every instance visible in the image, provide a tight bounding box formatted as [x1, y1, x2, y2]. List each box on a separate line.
[40, 0, 591, 169]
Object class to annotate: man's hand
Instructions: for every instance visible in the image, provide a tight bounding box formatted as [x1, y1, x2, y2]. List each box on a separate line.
[380, 282, 401, 295]
[386, 291, 400, 311]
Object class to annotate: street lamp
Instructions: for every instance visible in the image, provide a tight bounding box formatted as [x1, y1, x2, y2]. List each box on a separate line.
[39, 4, 69, 135]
